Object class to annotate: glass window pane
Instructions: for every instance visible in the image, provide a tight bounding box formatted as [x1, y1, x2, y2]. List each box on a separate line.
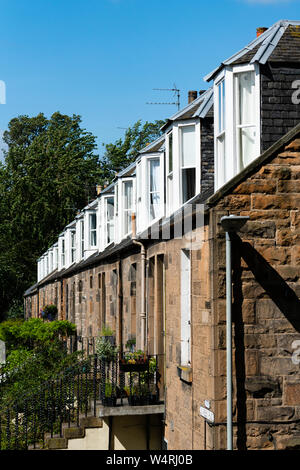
[181, 126, 195, 168]
[218, 80, 225, 133]
[168, 132, 173, 173]
[182, 167, 196, 203]
[240, 127, 256, 168]
[239, 72, 255, 125]
[124, 181, 132, 209]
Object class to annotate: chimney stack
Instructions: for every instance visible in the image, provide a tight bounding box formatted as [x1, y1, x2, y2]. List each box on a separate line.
[256, 27, 268, 37]
[188, 90, 198, 104]
[96, 184, 102, 196]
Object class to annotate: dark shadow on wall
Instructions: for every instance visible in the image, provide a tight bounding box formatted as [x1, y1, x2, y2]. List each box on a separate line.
[230, 234, 300, 450]
[231, 236, 247, 451]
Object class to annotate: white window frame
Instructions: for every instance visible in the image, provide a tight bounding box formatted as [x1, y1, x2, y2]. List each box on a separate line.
[49, 249, 53, 273]
[178, 122, 200, 205]
[71, 230, 76, 263]
[147, 156, 162, 223]
[136, 153, 164, 233]
[61, 238, 65, 267]
[181, 249, 191, 366]
[104, 195, 115, 247]
[118, 177, 135, 240]
[214, 74, 226, 190]
[89, 212, 97, 248]
[166, 130, 174, 216]
[233, 64, 260, 173]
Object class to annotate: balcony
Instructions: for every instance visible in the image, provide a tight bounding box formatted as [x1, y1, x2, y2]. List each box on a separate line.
[0, 348, 165, 450]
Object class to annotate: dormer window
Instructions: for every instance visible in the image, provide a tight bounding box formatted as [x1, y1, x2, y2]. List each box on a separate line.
[214, 64, 260, 190]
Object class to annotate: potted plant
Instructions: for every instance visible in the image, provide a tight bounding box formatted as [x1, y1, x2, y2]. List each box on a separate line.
[125, 337, 136, 352]
[100, 325, 115, 345]
[96, 336, 118, 362]
[102, 381, 117, 407]
[119, 350, 149, 372]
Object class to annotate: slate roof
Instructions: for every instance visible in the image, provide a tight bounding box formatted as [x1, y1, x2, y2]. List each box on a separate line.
[205, 20, 300, 82]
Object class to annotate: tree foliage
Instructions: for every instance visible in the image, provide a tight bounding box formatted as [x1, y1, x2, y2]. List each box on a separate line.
[101, 119, 165, 180]
[0, 112, 102, 320]
[0, 113, 165, 320]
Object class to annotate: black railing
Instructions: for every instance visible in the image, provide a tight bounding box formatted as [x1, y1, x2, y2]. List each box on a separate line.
[0, 352, 162, 450]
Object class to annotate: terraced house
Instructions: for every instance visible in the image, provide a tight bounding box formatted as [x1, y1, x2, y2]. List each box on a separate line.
[24, 20, 300, 450]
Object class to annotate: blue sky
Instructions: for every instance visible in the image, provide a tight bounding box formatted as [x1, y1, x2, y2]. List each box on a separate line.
[0, 0, 299, 160]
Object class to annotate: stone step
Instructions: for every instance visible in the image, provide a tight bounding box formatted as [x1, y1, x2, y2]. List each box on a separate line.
[80, 416, 103, 429]
[45, 435, 68, 450]
[40, 414, 103, 449]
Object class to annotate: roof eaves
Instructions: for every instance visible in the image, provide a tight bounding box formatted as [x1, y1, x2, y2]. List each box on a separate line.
[193, 89, 214, 118]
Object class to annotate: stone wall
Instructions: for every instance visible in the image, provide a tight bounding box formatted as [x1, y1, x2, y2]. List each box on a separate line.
[210, 134, 300, 450]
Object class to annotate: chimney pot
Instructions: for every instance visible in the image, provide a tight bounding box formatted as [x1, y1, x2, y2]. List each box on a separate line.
[256, 27, 268, 37]
[188, 90, 198, 104]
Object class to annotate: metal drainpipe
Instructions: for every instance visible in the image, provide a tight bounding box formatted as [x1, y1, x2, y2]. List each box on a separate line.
[220, 215, 249, 451]
[225, 230, 233, 451]
[131, 213, 147, 352]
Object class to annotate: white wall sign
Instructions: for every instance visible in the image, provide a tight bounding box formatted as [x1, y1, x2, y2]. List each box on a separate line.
[200, 406, 214, 423]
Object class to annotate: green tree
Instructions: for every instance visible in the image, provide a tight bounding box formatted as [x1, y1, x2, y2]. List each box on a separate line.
[0, 112, 103, 320]
[101, 119, 165, 180]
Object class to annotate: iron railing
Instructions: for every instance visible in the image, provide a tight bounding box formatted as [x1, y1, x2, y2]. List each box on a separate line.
[0, 352, 162, 450]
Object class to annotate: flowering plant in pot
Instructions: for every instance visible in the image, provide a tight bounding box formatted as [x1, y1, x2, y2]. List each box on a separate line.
[119, 350, 149, 372]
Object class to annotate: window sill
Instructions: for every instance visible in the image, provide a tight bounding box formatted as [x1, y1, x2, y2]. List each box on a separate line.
[177, 365, 192, 384]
